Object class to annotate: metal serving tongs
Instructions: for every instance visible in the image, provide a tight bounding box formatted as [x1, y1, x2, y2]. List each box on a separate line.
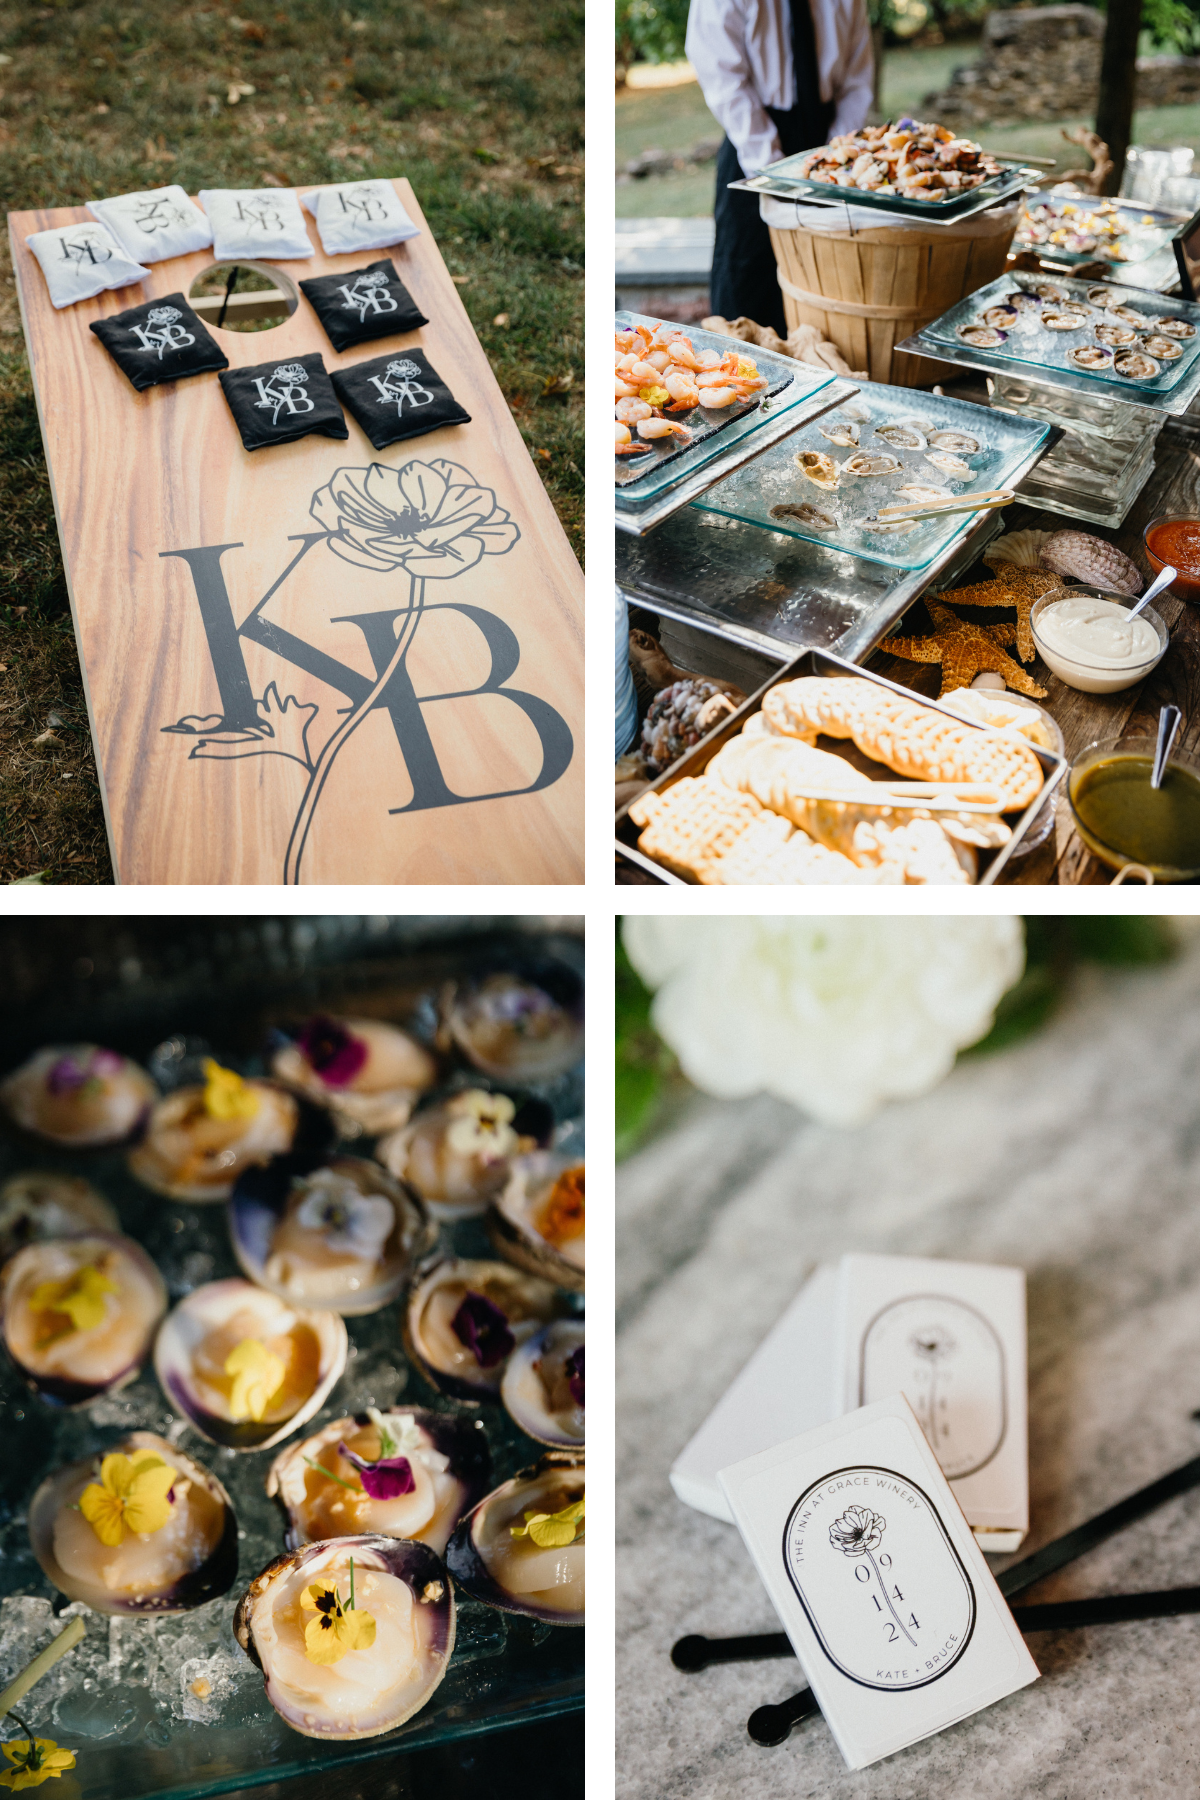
[780, 780, 1007, 817]
[669, 1444, 1200, 1746]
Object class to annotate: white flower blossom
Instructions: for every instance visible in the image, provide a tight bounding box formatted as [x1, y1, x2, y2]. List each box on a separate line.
[622, 916, 1024, 1128]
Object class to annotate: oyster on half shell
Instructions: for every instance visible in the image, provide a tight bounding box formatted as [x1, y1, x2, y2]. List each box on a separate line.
[817, 416, 859, 446]
[874, 423, 926, 451]
[501, 1321, 584, 1449]
[404, 1257, 568, 1401]
[488, 1153, 585, 1292]
[926, 429, 980, 455]
[154, 1278, 347, 1451]
[29, 1432, 237, 1616]
[267, 1406, 490, 1555]
[1, 1232, 166, 1408]
[446, 1452, 584, 1625]
[271, 1015, 437, 1139]
[796, 450, 840, 490]
[769, 502, 838, 532]
[235, 1535, 455, 1740]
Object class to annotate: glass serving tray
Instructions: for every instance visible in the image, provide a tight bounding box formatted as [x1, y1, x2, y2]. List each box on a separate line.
[691, 384, 1050, 571]
[615, 311, 837, 499]
[1013, 193, 1177, 266]
[731, 152, 1029, 223]
[0, 921, 585, 1800]
[924, 273, 1200, 397]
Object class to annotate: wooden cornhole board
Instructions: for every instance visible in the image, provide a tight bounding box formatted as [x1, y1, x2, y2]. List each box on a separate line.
[9, 181, 583, 884]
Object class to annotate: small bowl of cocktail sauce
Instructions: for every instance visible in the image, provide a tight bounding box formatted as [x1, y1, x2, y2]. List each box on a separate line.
[1144, 515, 1200, 603]
[1068, 735, 1200, 880]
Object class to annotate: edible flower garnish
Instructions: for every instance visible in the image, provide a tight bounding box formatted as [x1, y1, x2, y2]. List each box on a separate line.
[225, 1338, 286, 1421]
[0, 1713, 75, 1790]
[202, 1058, 260, 1122]
[79, 1451, 175, 1547]
[451, 1290, 515, 1368]
[45, 1048, 122, 1099]
[536, 1165, 585, 1246]
[367, 1406, 425, 1461]
[297, 1016, 368, 1088]
[444, 1090, 519, 1161]
[301, 1560, 376, 1665]
[337, 1441, 416, 1500]
[510, 1496, 585, 1549]
[29, 1263, 117, 1341]
[293, 1171, 394, 1256]
[566, 1344, 584, 1409]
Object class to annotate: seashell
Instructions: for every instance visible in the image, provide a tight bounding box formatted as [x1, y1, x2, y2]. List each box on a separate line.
[985, 528, 1054, 568]
[29, 1432, 237, 1616]
[1142, 335, 1183, 361]
[769, 502, 838, 532]
[1107, 305, 1146, 327]
[377, 1089, 547, 1223]
[488, 1152, 585, 1292]
[154, 1278, 348, 1451]
[983, 305, 1020, 329]
[843, 451, 902, 478]
[875, 423, 927, 450]
[1114, 350, 1160, 382]
[796, 449, 840, 490]
[1031, 281, 1066, 301]
[1155, 316, 1195, 339]
[925, 451, 973, 479]
[442, 964, 583, 1083]
[267, 1407, 491, 1555]
[1086, 286, 1113, 305]
[0, 1172, 117, 1264]
[896, 485, 950, 504]
[840, 401, 871, 421]
[501, 1321, 584, 1449]
[271, 1016, 437, 1139]
[1070, 345, 1114, 371]
[1, 1232, 166, 1408]
[235, 1535, 455, 1739]
[1041, 310, 1088, 332]
[1, 1046, 157, 1150]
[958, 324, 1005, 348]
[863, 517, 919, 537]
[1038, 529, 1143, 596]
[927, 429, 981, 454]
[445, 1452, 584, 1625]
[229, 1154, 435, 1316]
[1006, 290, 1042, 311]
[891, 414, 936, 434]
[129, 1076, 307, 1203]
[817, 416, 859, 446]
[1095, 323, 1137, 348]
[403, 1256, 569, 1402]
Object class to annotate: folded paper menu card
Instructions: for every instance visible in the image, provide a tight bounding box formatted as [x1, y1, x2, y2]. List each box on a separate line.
[671, 1252, 1028, 1551]
[718, 1396, 1040, 1771]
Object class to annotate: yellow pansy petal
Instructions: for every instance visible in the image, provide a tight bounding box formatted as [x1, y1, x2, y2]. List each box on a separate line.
[122, 1463, 176, 1536]
[300, 1581, 339, 1614]
[558, 1500, 585, 1523]
[203, 1059, 260, 1121]
[80, 1482, 127, 1547]
[303, 1613, 350, 1665]
[340, 1609, 376, 1652]
[99, 1453, 136, 1497]
[224, 1338, 286, 1422]
[527, 1514, 578, 1549]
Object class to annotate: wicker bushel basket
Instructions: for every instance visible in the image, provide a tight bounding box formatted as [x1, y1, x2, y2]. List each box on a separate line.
[767, 198, 1022, 387]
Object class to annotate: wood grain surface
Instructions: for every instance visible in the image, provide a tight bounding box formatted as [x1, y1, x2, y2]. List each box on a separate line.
[867, 428, 1200, 884]
[9, 183, 583, 885]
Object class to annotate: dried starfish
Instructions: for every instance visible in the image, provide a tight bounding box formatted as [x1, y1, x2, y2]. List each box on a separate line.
[941, 567, 1061, 664]
[879, 597, 1049, 698]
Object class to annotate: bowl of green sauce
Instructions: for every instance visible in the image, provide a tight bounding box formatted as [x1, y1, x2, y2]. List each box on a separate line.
[1068, 734, 1200, 880]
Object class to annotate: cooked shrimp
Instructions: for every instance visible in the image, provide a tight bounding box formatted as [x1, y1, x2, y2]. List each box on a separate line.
[662, 336, 701, 369]
[697, 385, 739, 408]
[626, 359, 662, 385]
[636, 417, 692, 443]
[616, 377, 640, 399]
[615, 423, 645, 455]
[616, 397, 653, 423]
[663, 370, 700, 407]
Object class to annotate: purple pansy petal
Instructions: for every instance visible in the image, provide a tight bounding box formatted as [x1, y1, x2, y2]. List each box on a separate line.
[297, 1015, 368, 1088]
[46, 1056, 87, 1096]
[338, 1443, 417, 1499]
[451, 1290, 516, 1368]
[567, 1345, 584, 1409]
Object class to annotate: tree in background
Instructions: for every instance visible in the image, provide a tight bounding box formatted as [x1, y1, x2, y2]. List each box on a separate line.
[616, 0, 691, 70]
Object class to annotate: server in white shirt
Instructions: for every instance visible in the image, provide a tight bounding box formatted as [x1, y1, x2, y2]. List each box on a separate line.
[687, 0, 873, 333]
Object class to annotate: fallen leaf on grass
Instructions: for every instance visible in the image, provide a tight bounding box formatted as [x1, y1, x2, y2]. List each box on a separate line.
[541, 371, 574, 396]
[227, 82, 256, 105]
[493, 312, 510, 327]
[94, 103, 109, 115]
[536, 448, 551, 460]
[259, 170, 288, 186]
[32, 730, 59, 746]
[451, 275, 472, 286]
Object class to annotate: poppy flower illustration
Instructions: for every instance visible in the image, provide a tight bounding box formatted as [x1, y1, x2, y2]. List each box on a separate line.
[828, 1506, 885, 1557]
[309, 459, 519, 581]
[911, 1325, 955, 1362]
[910, 1324, 956, 1447]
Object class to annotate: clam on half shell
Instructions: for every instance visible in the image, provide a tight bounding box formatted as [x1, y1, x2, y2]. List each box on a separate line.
[128, 1079, 306, 1204]
[28, 1432, 237, 1616]
[403, 1257, 569, 1402]
[154, 1278, 347, 1451]
[488, 1152, 585, 1293]
[235, 1535, 456, 1741]
[0, 1045, 158, 1150]
[442, 964, 584, 1083]
[1, 1232, 166, 1408]
[271, 1016, 437, 1139]
[501, 1321, 584, 1449]
[0, 1172, 118, 1265]
[267, 1406, 491, 1555]
[376, 1090, 547, 1223]
[229, 1153, 435, 1317]
[446, 1452, 584, 1626]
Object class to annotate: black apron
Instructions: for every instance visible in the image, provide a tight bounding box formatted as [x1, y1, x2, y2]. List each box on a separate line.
[709, 0, 835, 336]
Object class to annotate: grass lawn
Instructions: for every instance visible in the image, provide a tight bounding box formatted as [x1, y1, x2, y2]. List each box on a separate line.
[0, 0, 582, 885]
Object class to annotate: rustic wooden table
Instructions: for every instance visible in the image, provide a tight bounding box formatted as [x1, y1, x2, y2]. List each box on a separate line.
[865, 426, 1200, 884]
[9, 183, 583, 885]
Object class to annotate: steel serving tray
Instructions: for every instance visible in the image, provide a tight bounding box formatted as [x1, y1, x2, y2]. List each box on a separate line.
[615, 648, 1065, 886]
[728, 158, 1032, 226]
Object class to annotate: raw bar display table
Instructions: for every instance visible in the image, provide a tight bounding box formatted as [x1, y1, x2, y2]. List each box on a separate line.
[9, 182, 583, 884]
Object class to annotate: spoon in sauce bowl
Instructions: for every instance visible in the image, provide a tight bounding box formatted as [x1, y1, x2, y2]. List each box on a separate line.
[1152, 704, 1183, 790]
[1129, 562, 1177, 619]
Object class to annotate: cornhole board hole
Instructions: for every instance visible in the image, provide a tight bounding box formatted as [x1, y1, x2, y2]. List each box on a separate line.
[9, 181, 583, 884]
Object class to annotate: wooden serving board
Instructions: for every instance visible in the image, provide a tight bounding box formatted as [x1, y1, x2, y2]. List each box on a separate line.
[9, 182, 583, 885]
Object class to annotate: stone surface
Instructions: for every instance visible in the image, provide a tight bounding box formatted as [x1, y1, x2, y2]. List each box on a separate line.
[617, 940, 1200, 1797]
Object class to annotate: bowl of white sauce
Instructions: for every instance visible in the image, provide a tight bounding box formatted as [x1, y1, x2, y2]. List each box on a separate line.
[1030, 585, 1168, 694]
